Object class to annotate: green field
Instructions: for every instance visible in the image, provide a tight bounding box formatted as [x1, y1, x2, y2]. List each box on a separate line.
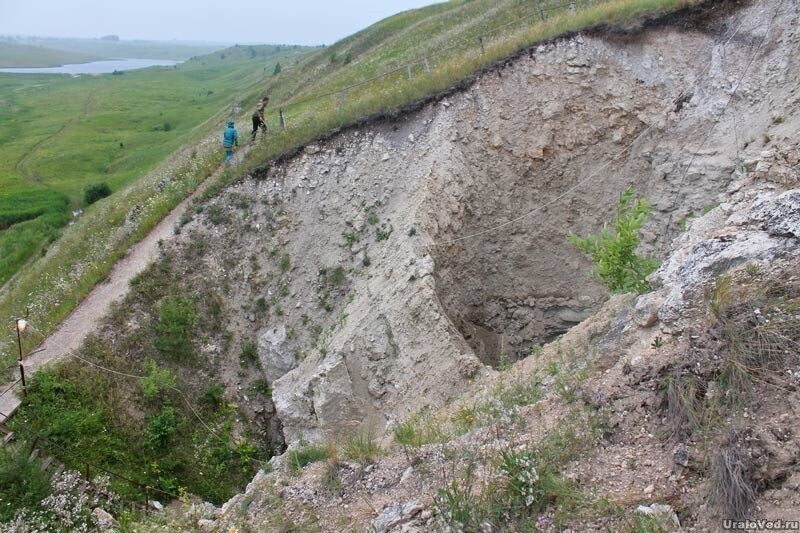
[0, 44, 307, 287]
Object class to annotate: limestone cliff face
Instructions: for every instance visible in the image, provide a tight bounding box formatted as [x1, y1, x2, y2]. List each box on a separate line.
[191, 0, 794, 445]
[170, 0, 800, 529]
[158, 0, 798, 486]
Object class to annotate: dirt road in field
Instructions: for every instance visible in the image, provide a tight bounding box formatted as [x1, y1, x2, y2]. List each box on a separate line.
[0, 146, 251, 424]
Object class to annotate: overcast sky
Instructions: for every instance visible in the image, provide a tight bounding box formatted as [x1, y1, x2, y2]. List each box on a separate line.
[0, 0, 446, 45]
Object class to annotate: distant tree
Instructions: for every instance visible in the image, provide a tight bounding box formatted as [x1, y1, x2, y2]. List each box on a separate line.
[84, 182, 111, 205]
[273, 62, 282, 75]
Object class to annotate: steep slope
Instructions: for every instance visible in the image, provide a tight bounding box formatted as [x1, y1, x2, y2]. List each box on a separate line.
[9, 0, 798, 529]
[155, 0, 797, 529]
[165, 0, 796, 443]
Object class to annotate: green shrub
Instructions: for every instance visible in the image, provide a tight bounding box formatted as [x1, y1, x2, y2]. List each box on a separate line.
[141, 358, 177, 400]
[279, 254, 291, 272]
[147, 404, 178, 450]
[250, 378, 271, 397]
[202, 383, 225, 409]
[0, 443, 52, 521]
[376, 223, 393, 241]
[435, 477, 479, 529]
[327, 266, 346, 285]
[569, 187, 658, 293]
[240, 340, 260, 368]
[154, 296, 198, 360]
[83, 182, 112, 205]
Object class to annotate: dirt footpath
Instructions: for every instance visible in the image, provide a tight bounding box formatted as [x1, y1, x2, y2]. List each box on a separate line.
[0, 148, 249, 424]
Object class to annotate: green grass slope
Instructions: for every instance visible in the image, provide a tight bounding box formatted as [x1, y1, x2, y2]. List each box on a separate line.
[241, 0, 695, 174]
[0, 45, 305, 287]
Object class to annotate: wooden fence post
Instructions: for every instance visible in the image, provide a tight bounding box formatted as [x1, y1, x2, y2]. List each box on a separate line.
[479, 36, 485, 54]
[279, 108, 287, 130]
[423, 57, 431, 74]
[407, 65, 413, 81]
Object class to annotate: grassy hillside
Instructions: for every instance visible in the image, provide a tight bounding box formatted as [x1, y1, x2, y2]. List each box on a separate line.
[238, 0, 694, 175]
[0, 45, 304, 286]
[0, 42, 102, 68]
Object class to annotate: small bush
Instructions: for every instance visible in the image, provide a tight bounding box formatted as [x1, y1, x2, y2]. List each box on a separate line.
[327, 266, 346, 285]
[376, 223, 393, 241]
[279, 254, 291, 272]
[83, 182, 112, 205]
[0, 443, 52, 521]
[202, 383, 225, 409]
[570, 187, 658, 293]
[154, 296, 198, 360]
[342, 230, 361, 246]
[710, 430, 756, 520]
[250, 378, 271, 397]
[393, 420, 422, 448]
[147, 404, 178, 450]
[240, 340, 260, 368]
[435, 477, 479, 529]
[141, 358, 177, 400]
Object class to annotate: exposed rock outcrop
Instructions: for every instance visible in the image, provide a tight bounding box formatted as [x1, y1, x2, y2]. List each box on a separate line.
[154, 0, 800, 529]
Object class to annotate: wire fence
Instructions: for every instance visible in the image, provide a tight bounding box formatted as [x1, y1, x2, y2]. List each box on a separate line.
[0, 407, 172, 512]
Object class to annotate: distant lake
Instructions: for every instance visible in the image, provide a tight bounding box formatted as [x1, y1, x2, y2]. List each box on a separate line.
[0, 58, 181, 75]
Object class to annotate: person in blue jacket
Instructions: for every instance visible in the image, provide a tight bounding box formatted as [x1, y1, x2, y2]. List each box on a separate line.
[222, 120, 238, 163]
